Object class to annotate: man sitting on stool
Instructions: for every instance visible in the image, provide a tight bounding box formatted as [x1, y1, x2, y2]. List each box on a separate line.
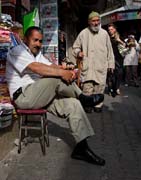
[6, 26, 105, 166]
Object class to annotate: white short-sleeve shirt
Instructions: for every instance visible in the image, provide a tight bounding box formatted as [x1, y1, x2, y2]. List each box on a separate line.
[6, 43, 52, 98]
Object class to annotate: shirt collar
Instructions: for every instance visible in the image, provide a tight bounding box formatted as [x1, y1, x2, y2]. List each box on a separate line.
[21, 42, 42, 57]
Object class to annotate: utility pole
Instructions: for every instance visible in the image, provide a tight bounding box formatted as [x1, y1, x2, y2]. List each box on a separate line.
[15, 0, 22, 23]
[0, 0, 1, 19]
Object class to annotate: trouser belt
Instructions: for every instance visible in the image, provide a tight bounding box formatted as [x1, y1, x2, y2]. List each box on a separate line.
[13, 87, 22, 100]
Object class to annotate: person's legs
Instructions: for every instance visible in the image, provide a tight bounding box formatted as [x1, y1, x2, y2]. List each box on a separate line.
[82, 81, 94, 96]
[138, 63, 141, 80]
[82, 81, 94, 113]
[55, 81, 104, 107]
[125, 66, 131, 85]
[47, 97, 94, 142]
[15, 78, 61, 109]
[82, 81, 105, 112]
[15, 78, 104, 109]
[132, 65, 139, 87]
[57, 81, 82, 98]
[107, 71, 116, 97]
[93, 84, 105, 112]
[47, 97, 105, 166]
[114, 67, 123, 94]
[15, 78, 82, 109]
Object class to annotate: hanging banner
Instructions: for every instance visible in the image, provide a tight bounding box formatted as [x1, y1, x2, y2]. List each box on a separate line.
[40, 0, 58, 64]
[23, 8, 39, 34]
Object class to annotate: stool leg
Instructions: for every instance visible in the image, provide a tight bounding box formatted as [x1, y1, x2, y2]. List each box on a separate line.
[24, 115, 28, 137]
[44, 113, 49, 147]
[41, 115, 46, 155]
[18, 115, 22, 153]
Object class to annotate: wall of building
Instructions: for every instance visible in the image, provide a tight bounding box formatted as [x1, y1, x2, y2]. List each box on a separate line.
[1, 0, 16, 20]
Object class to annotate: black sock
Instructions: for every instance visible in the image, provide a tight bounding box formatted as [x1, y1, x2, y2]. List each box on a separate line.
[75, 139, 88, 151]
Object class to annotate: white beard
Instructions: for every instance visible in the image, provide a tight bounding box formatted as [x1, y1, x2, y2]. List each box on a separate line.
[90, 24, 101, 32]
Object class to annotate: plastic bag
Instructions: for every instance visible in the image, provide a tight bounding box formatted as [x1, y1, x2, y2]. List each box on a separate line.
[118, 44, 129, 57]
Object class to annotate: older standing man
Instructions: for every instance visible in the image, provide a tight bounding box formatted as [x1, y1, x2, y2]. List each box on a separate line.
[72, 11, 115, 113]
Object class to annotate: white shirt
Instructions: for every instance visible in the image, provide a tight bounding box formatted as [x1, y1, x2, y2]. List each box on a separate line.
[138, 37, 141, 44]
[123, 47, 139, 66]
[6, 43, 52, 98]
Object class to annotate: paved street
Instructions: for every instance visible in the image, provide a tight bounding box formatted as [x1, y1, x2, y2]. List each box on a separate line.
[0, 85, 141, 180]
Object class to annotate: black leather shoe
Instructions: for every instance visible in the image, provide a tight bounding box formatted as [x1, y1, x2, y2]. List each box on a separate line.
[134, 84, 139, 87]
[94, 107, 102, 113]
[71, 147, 105, 166]
[84, 107, 93, 113]
[79, 94, 104, 107]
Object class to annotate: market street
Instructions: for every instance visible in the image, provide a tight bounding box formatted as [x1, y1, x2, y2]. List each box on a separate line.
[0, 84, 141, 180]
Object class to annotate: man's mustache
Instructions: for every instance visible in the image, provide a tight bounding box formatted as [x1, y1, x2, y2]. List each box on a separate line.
[34, 46, 40, 50]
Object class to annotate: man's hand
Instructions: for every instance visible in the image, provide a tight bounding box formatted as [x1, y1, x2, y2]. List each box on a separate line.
[78, 51, 84, 58]
[61, 62, 76, 70]
[61, 69, 76, 84]
[108, 68, 114, 73]
[66, 62, 75, 70]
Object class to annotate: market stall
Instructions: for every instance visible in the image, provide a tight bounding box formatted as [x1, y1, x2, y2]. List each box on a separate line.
[0, 13, 22, 128]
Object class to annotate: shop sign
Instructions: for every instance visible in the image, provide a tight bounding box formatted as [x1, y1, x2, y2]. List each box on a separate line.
[110, 13, 117, 21]
[117, 11, 141, 20]
[101, 10, 141, 25]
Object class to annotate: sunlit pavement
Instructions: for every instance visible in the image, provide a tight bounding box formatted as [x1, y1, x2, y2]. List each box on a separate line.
[0, 84, 141, 180]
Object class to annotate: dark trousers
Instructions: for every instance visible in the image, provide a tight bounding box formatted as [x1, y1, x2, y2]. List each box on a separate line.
[114, 67, 123, 90]
[138, 63, 141, 79]
[125, 65, 138, 85]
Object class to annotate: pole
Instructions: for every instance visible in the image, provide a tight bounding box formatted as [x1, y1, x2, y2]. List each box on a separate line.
[76, 58, 83, 88]
[0, 0, 1, 20]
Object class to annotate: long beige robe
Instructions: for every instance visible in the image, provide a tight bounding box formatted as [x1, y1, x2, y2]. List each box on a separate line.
[72, 27, 115, 85]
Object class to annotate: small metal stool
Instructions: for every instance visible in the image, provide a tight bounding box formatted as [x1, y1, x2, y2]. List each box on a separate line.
[16, 109, 49, 155]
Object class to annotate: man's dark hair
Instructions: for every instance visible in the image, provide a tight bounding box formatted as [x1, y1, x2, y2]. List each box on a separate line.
[107, 23, 117, 30]
[24, 26, 43, 38]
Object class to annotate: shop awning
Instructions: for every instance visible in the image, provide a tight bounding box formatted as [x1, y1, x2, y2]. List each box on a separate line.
[100, 6, 127, 17]
[100, 5, 141, 25]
